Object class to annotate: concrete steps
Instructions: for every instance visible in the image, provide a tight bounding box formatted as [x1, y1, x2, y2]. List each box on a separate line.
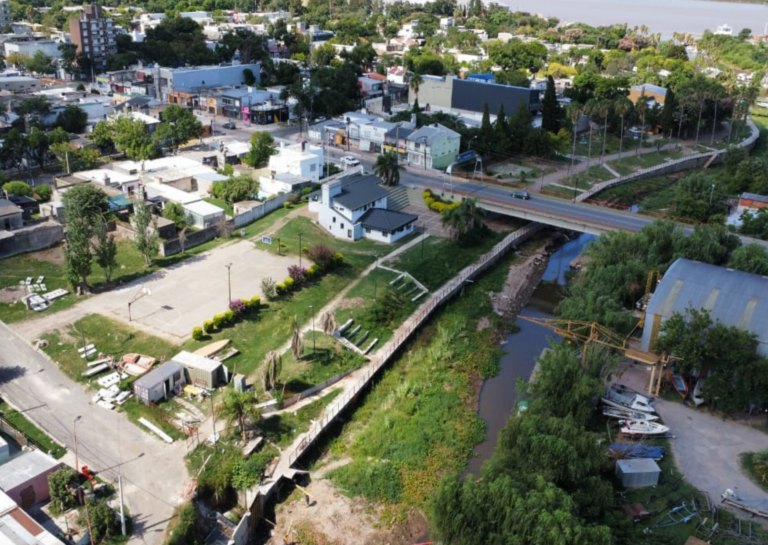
[387, 185, 411, 212]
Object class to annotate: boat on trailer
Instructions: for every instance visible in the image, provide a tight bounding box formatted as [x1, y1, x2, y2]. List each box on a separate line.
[602, 388, 656, 414]
[619, 419, 670, 436]
[602, 407, 659, 421]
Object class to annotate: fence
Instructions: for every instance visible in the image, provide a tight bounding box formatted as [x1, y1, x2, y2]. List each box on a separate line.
[233, 192, 293, 229]
[260, 368, 358, 415]
[160, 223, 222, 256]
[286, 222, 542, 466]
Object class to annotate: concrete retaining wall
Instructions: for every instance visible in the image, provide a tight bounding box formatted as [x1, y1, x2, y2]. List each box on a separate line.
[0, 222, 64, 259]
[233, 193, 293, 229]
[159, 224, 222, 257]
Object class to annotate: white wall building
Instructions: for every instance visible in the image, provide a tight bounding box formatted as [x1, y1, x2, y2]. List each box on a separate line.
[4, 39, 64, 59]
[406, 123, 461, 170]
[268, 142, 324, 183]
[315, 173, 417, 243]
[258, 172, 311, 199]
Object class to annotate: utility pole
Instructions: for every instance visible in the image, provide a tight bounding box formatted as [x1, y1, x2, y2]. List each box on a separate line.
[225, 263, 233, 304]
[72, 416, 81, 475]
[298, 233, 303, 268]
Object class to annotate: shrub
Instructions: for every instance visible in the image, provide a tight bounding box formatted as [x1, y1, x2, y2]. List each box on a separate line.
[35, 185, 52, 202]
[306, 264, 321, 280]
[283, 277, 295, 291]
[283, 201, 293, 209]
[3, 181, 33, 197]
[302, 246, 309, 254]
[248, 295, 261, 311]
[301, 187, 313, 196]
[212, 313, 225, 328]
[229, 299, 247, 315]
[275, 283, 286, 295]
[203, 319, 214, 333]
[307, 244, 334, 269]
[425, 197, 435, 207]
[192, 326, 203, 340]
[287, 264, 307, 283]
[224, 310, 235, 324]
[261, 277, 277, 300]
[287, 193, 300, 205]
[333, 253, 344, 266]
[423, 190, 432, 199]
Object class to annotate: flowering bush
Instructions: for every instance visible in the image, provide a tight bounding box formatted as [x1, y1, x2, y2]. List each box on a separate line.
[212, 313, 226, 328]
[247, 295, 261, 311]
[284, 277, 295, 291]
[307, 243, 334, 270]
[275, 283, 286, 295]
[287, 264, 307, 284]
[229, 299, 247, 315]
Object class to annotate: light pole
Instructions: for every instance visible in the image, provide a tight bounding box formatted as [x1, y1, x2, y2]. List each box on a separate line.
[128, 286, 152, 322]
[298, 232, 303, 268]
[72, 416, 81, 475]
[225, 263, 233, 304]
[309, 305, 316, 354]
[709, 183, 716, 205]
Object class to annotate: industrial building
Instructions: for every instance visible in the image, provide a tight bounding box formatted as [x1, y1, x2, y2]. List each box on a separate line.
[641, 258, 768, 357]
[410, 74, 540, 116]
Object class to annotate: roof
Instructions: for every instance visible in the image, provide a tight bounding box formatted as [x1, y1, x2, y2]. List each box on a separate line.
[0, 450, 61, 492]
[407, 123, 460, 145]
[741, 192, 768, 204]
[108, 194, 133, 211]
[646, 258, 768, 350]
[333, 174, 388, 211]
[358, 208, 417, 232]
[0, 199, 22, 218]
[0, 493, 60, 545]
[184, 200, 225, 217]
[261, 172, 309, 185]
[134, 362, 183, 389]
[632, 84, 668, 96]
[616, 458, 660, 473]
[170, 350, 221, 373]
[385, 126, 415, 139]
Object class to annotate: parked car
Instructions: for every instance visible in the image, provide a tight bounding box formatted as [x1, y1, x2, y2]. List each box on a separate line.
[222, 122, 236, 129]
[512, 190, 531, 200]
[342, 156, 360, 166]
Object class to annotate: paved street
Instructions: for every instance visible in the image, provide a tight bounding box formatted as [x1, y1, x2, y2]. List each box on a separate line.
[0, 320, 190, 545]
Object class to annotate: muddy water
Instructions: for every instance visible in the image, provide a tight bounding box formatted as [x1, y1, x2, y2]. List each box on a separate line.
[465, 233, 594, 475]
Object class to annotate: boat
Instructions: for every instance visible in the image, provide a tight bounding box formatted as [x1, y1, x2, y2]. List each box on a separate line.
[516, 400, 529, 416]
[602, 389, 656, 414]
[721, 489, 768, 519]
[693, 378, 705, 406]
[668, 368, 688, 399]
[609, 444, 665, 460]
[602, 407, 659, 421]
[619, 419, 670, 436]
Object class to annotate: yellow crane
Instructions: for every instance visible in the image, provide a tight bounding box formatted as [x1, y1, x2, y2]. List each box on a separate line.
[517, 317, 671, 395]
[637, 270, 662, 329]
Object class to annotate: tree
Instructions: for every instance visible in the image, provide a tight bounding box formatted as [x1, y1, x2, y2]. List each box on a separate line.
[6, 52, 29, 69]
[56, 105, 88, 134]
[153, 105, 202, 151]
[17, 96, 50, 129]
[659, 86, 677, 136]
[50, 142, 100, 173]
[162, 201, 186, 228]
[26, 50, 54, 75]
[211, 174, 259, 204]
[541, 75, 561, 133]
[478, 102, 492, 156]
[90, 121, 116, 152]
[93, 221, 118, 284]
[62, 184, 108, 226]
[114, 117, 158, 160]
[35, 184, 52, 202]
[244, 131, 276, 168]
[373, 150, 402, 187]
[132, 200, 159, 266]
[440, 198, 486, 240]
[3, 181, 32, 197]
[217, 388, 259, 441]
[82, 499, 119, 543]
[58, 43, 78, 74]
[409, 73, 423, 98]
[614, 97, 633, 158]
[64, 217, 93, 294]
[242, 68, 256, 86]
[312, 42, 336, 67]
[0, 129, 27, 172]
[728, 244, 768, 276]
[291, 317, 303, 359]
[261, 351, 282, 392]
[26, 128, 49, 170]
[48, 468, 78, 510]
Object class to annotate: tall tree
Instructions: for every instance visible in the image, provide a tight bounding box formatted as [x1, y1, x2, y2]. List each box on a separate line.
[26, 128, 49, 170]
[56, 105, 88, 134]
[93, 221, 118, 284]
[614, 97, 633, 159]
[440, 198, 485, 239]
[659, 86, 676, 136]
[132, 200, 159, 266]
[541, 75, 561, 133]
[218, 388, 260, 441]
[64, 217, 93, 294]
[478, 101, 492, 156]
[373, 150, 402, 186]
[153, 105, 202, 151]
[62, 184, 108, 226]
[244, 132, 276, 168]
[113, 117, 158, 160]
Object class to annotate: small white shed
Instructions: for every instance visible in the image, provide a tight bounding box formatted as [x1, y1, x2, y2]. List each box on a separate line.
[616, 458, 661, 488]
[183, 200, 225, 229]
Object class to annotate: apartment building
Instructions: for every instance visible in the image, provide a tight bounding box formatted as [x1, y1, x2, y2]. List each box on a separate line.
[69, 5, 117, 72]
[0, 0, 10, 30]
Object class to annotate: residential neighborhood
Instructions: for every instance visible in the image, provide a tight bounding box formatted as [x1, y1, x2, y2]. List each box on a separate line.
[2, 0, 768, 544]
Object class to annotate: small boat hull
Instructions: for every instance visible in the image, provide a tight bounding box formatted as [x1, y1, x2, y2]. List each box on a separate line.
[602, 407, 659, 421]
[619, 419, 670, 436]
[693, 378, 705, 406]
[668, 369, 688, 399]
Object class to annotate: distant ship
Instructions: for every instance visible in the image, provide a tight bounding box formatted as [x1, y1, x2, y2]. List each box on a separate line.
[714, 23, 733, 36]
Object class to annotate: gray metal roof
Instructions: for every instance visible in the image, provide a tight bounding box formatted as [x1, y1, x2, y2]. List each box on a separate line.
[616, 458, 660, 474]
[407, 123, 460, 145]
[134, 362, 183, 389]
[632, 84, 667, 96]
[333, 174, 388, 211]
[359, 208, 417, 232]
[0, 199, 21, 218]
[741, 192, 768, 204]
[644, 258, 768, 353]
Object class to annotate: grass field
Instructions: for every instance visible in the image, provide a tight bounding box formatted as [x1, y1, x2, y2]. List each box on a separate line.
[260, 388, 342, 447]
[0, 400, 66, 458]
[608, 149, 684, 176]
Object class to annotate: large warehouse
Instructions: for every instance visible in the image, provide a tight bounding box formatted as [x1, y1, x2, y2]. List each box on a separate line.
[410, 75, 540, 116]
[641, 258, 768, 356]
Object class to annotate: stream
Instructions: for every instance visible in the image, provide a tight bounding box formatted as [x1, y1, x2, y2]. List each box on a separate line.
[465, 233, 594, 475]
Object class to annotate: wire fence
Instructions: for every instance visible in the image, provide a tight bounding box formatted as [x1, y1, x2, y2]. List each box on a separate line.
[287, 222, 542, 466]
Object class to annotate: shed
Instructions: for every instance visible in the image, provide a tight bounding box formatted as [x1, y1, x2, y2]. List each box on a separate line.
[183, 200, 225, 229]
[0, 450, 63, 507]
[615, 458, 660, 488]
[170, 350, 223, 389]
[133, 362, 186, 405]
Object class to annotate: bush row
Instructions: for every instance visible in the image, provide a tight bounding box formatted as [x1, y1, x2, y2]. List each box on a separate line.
[423, 189, 460, 214]
[192, 295, 260, 340]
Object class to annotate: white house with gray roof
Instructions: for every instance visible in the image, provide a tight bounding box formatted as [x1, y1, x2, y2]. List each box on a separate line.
[315, 173, 417, 243]
[406, 123, 461, 169]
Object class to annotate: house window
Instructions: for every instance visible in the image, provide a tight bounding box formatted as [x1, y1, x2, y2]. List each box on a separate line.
[341, 223, 344, 229]
[365, 228, 371, 233]
[332, 217, 336, 223]
[414, 142, 421, 150]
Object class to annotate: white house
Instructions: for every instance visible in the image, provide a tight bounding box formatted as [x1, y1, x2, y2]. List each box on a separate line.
[183, 200, 225, 228]
[387, 66, 407, 85]
[406, 123, 461, 170]
[439, 17, 455, 30]
[315, 173, 417, 243]
[398, 20, 421, 40]
[268, 141, 324, 183]
[258, 172, 311, 199]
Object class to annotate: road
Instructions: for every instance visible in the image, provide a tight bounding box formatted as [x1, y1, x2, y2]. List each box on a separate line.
[0, 321, 190, 545]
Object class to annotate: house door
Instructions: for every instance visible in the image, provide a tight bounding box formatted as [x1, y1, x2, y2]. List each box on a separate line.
[347, 229, 352, 238]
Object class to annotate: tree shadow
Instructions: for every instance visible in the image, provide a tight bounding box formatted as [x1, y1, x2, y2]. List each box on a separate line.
[0, 366, 28, 387]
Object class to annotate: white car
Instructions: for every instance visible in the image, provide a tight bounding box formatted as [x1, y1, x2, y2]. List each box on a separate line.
[342, 156, 360, 167]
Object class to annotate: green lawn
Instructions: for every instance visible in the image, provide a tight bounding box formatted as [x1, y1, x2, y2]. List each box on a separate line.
[388, 232, 503, 290]
[334, 268, 420, 351]
[608, 150, 683, 176]
[40, 314, 179, 383]
[204, 197, 234, 216]
[573, 133, 640, 158]
[260, 388, 342, 447]
[0, 400, 66, 458]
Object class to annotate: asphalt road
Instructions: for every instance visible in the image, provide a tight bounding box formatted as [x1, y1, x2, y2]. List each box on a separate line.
[0, 321, 189, 545]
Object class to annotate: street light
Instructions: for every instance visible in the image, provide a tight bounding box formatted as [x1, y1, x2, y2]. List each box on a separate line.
[72, 416, 81, 475]
[225, 263, 233, 304]
[309, 305, 316, 353]
[128, 286, 151, 322]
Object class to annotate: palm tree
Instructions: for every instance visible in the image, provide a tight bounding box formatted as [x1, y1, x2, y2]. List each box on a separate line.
[566, 103, 582, 190]
[409, 73, 423, 101]
[261, 351, 281, 392]
[374, 150, 402, 186]
[598, 100, 611, 165]
[291, 317, 302, 359]
[614, 98, 632, 159]
[217, 388, 260, 442]
[440, 198, 485, 239]
[635, 98, 648, 156]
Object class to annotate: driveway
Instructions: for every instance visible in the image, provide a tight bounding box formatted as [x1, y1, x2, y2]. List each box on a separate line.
[0, 320, 190, 545]
[616, 365, 768, 508]
[13, 240, 295, 342]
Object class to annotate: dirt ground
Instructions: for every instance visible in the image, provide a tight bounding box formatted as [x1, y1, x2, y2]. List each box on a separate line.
[0, 285, 26, 304]
[31, 245, 65, 265]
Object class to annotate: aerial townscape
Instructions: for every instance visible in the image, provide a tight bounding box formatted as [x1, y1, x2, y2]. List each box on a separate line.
[3, 0, 768, 543]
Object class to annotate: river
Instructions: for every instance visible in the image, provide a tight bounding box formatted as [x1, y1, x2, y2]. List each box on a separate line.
[503, 0, 768, 38]
[466, 233, 594, 475]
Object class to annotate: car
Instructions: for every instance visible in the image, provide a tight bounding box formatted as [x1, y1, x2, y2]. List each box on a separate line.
[342, 156, 360, 167]
[512, 190, 531, 200]
[222, 122, 236, 129]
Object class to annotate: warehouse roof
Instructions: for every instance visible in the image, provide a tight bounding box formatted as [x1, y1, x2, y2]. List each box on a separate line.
[170, 351, 221, 373]
[646, 258, 768, 350]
